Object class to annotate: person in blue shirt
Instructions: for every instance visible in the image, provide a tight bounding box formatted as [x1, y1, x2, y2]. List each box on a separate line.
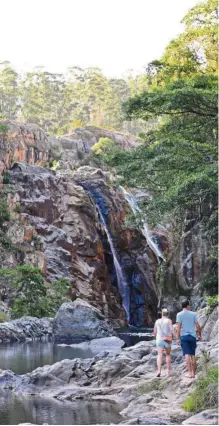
[176, 300, 202, 378]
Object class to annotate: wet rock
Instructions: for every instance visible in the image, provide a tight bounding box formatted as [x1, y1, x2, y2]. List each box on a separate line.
[0, 317, 53, 343]
[119, 418, 174, 425]
[182, 409, 218, 425]
[53, 299, 116, 342]
[61, 336, 125, 355]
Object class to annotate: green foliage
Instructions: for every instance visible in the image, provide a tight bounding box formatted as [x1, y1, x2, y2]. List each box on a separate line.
[13, 204, 21, 213]
[48, 278, 71, 313]
[92, 137, 119, 157]
[0, 123, 8, 134]
[182, 368, 218, 412]
[2, 171, 10, 185]
[0, 266, 70, 318]
[0, 62, 155, 135]
[107, 0, 218, 289]
[0, 62, 19, 119]
[0, 265, 47, 318]
[0, 198, 10, 227]
[201, 275, 218, 296]
[0, 312, 9, 323]
[0, 231, 15, 252]
[206, 295, 219, 313]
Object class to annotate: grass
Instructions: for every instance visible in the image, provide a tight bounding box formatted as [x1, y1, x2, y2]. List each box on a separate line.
[182, 368, 218, 413]
[138, 378, 165, 395]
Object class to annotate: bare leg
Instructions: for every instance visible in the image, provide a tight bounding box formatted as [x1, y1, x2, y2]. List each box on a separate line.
[157, 347, 163, 376]
[190, 355, 196, 377]
[165, 348, 172, 375]
[185, 354, 192, 377]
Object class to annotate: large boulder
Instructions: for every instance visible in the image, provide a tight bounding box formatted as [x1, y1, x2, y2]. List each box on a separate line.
[53, 299, 116, 342]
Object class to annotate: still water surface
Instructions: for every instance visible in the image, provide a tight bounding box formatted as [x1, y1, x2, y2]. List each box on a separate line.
[0, 391, 124, 425]
[0, 328, 153, 375]
[0, 328, 152, 425]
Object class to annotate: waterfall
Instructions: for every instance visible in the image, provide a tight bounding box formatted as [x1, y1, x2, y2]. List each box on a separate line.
[120, 186, 164, 262]
[95, 204, 130, 322]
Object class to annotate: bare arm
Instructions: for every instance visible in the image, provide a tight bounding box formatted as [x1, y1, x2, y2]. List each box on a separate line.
[154, 326, 157, 337]
[195, 321, 202, 340]
[176, 322, 182, 340]
[169, 319, 174, 336]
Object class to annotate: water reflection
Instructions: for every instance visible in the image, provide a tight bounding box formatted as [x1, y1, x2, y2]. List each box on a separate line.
[0, 391, 123, 425]
[0, 329, 153, 375]
[0, 340, 95, 374]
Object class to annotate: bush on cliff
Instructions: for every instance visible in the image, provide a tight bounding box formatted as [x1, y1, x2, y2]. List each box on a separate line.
[0, 265, 70, 318]
[0, 198, 10, 227]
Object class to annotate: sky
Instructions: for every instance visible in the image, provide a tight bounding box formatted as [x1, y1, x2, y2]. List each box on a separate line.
[1, 0, 200, 77]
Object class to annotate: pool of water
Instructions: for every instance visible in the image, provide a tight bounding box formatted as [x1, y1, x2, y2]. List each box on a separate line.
[0, 328, 153, 375]
[0, 340, 100, 374]
[116, 326, 153, 347]
[0, 391, 124, 425]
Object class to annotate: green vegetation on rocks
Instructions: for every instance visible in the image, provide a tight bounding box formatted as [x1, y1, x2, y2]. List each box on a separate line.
[182, 368, 218, 412]
[0, 265, 70, 319]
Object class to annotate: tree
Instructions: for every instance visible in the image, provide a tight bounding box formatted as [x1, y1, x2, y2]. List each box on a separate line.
[0, 62, 19, 119]
[20, 69, 66, 134]
[106, 0, 218, 294]
[0, 266, 71, 318]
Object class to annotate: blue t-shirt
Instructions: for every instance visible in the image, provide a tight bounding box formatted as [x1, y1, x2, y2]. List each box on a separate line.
[176, 310, 197, 337]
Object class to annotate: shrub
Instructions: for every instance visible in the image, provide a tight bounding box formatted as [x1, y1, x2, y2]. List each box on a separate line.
[0, 198, 10, 227]
[182, 368, 218, 412]
[206, 295, 219, 314]
[2, 171, 10, 185]
[92, 137, 118, 157]
[201, 274, 218, 296]
[0, 312, 9, 323]
[0, 231, 14, 251]
[0, 266, 71, 318]
[0, 124, 8, 134]
[13, 204, 21, 213]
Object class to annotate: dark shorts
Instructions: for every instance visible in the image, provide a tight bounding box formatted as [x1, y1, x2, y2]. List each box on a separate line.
[180, 334, 197, 356]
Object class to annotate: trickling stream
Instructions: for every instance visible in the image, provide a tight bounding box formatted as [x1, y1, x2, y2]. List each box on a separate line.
[120, 186, 164, 262]
[95, 204, 130, 322]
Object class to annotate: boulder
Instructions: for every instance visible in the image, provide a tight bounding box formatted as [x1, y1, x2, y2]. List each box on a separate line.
[53, 299, 116, 342]
[61, 336, 125, 355]
[182, 409, 218, 425]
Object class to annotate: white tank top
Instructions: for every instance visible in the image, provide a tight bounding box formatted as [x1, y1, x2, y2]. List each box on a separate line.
[155, 318, 172, 341]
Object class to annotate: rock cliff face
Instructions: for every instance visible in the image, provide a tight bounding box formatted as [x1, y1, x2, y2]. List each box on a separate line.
[0, 122, 159, 325]
[49, 125, 140, 169]
[0, 121, 50, 186]
[0, 120, 213, 324]
[1, 162, 158, 326]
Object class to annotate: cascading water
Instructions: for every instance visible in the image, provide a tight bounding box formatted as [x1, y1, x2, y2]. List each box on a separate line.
[78, 184, 130, 323]
[120, 186, 164, 263]
[95, 204, 130, 322]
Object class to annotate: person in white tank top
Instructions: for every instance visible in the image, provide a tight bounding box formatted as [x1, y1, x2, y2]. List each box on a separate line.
[154, 308, 174, 377]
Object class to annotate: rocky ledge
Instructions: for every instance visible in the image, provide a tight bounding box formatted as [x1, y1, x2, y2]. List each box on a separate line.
[0, 316, 53, 343]
[1, 307, 218, 425]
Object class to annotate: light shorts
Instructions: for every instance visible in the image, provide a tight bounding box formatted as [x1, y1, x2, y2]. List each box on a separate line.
[156, 340, 171, 349]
